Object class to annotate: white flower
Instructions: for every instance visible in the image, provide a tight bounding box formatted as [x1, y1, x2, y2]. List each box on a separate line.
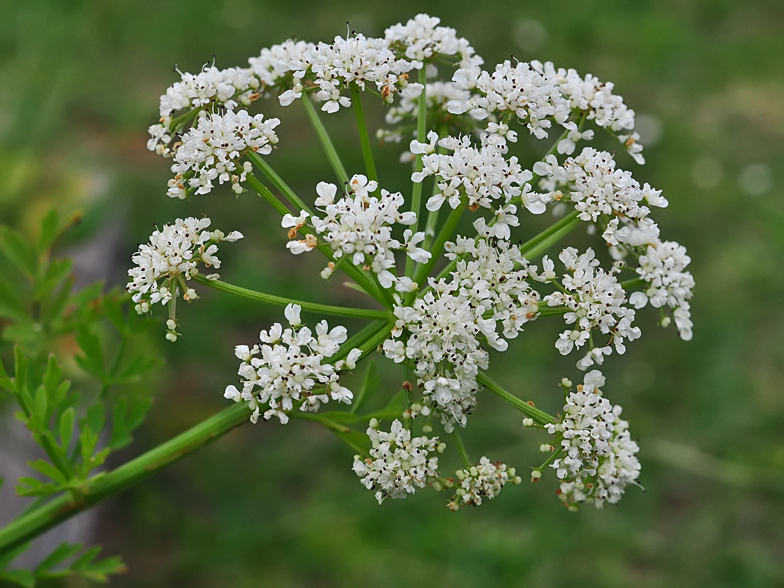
[447, 457, 520, 510]
[248, 39, 315, 91]
[448, 60, 573, 140]
[167, 110, 279, 198]
[293, 175, 427, 290]
[535, 148, 666, 246]
[384, 14, 482, 69]
[546, 371, 641, 508]
[148, 65, 261, 156]
[127, 217, 242, 325]
[532, 61, 643, 162]
[632, 240, 695, 340]
[353, 419, 441, 503]
[227, 306, 359, 424]
[542, 248, 641, 369]
[289, 33, 420, 114]
[413, 134, 542, 214]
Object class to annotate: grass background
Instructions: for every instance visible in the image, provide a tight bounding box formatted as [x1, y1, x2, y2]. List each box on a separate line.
[1, 0, 783, 586]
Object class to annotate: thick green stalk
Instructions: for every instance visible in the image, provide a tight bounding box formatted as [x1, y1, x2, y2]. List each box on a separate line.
[0, 403, 250, 557]
[245, 151, 313, 215]
[405, 67, 428, 278]
[477, 372, 557, 425]
[192, 275, 391, 321]
[351, 85, 378, 183]
[301, 95, 350, 185]
[621, 277, 645, 290]
[329, 320, 394, 364]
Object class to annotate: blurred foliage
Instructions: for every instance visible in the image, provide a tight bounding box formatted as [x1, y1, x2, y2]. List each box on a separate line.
[1, 0, 783, 586]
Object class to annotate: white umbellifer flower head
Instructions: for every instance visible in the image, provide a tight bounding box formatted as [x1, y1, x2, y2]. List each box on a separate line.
[224, 305, 359, 424]
[447, 457, 521, 510]
[540, 247, 641, 370]
[531, 61, 644, 163]
[288, 33, 422, 113]
[352, 419, 441, 503]
[411, 133, 547, 214]
[629, 240, 695, 341]
[166, 110, 279, 198]
[148, 65, 261, 156]
[283, 174, 429, 291]
[533, 148, 666, 246]
[546, 370, 641, 509]
[384, 14, 482, 69]
[448, 60, 574, 140]
[127, 218, 243, 336]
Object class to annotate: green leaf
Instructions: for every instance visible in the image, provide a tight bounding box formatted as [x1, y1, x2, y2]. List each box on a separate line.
[69, 545, 100, 569]
[0, 568, 36, 587]
[350, 359, 380, 414]
[0, 226, 36, 279]
[35, 542, 83, 574]
[332, 429, 370, 455]
[33, 385, 48, 426]
[0, 540, 30, 569]
[37, 209, 60, 253]
[102, 295, 127, 336]
[13, 346, 32, 415]
[15, 477, 57, 497]
[0, 275, 28, 321]
[28, 459, 68, 485]
[0, 357, 12, 391]
[78, 554, 127, 580]
[33, 258, 73, 301]
[40, 275, 73, 325]
[84, 402, 105, 436]
[43, 354, 62, 393]
[316, 411, 359, 425]
[59, 407, 75, 450]
[114, 355, 160, 384]
[74, 326, 104, 379]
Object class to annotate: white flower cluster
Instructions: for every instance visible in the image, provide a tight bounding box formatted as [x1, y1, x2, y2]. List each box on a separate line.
[378, 82, 477, 143]
[447, 60, 573, 140]
[248, 39, 314, 90]
[545, 371, 641, 509]
[283, 33, 422, 113]
[540, 248, 640, 370]
[383, 13, 482, 69]
[167, 110, 279, 198]
[282, 174, 430, 291]
[224, 304, 360, 424]
[148, 65, 261, 156]
[447, 457, 521, 510]
[531, 61, 643, 162]
[352, 419, 442, 503]
[384, 285, 487, 431]
[630, 241, 695, 340]
[411, 132, 547, 215]
[127, 218, 242, 335]
[534, 148, 667, 246]
[445, 235, 541, 340]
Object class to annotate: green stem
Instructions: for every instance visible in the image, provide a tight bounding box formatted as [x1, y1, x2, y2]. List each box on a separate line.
[621, 277, 645, 290]
[409, 201, 465, 301]
[405, 68, 428, 278]
[351, 84, 377, 184]
[477, 372, 557, 425]
[99, 336, 126, 399]
[301, 95, 350, 185]
[330, 320, 388, 363]
[246, 173, 291, 216]
[245, 151, 313, 215]
[451, 430, 472, 468]
[192, 275, 391, 320]
[0, 403, 249, 556]
[519, 210, 581, 260]
[536, 445, 563, 471]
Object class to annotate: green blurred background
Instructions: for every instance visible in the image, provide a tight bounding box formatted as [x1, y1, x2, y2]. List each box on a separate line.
[2, 0, 784, 586]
